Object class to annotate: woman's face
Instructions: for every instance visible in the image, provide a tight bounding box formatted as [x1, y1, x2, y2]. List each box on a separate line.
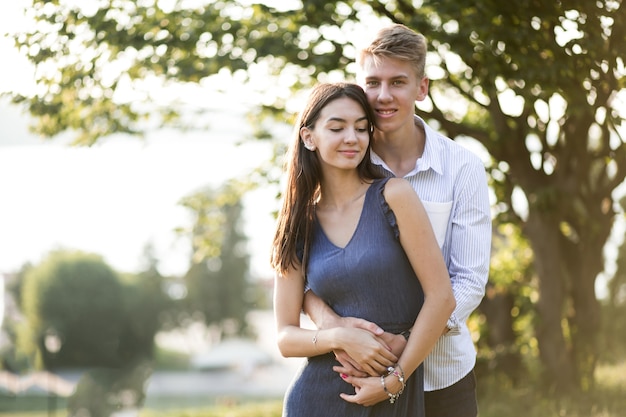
[301, 97, 370, 173]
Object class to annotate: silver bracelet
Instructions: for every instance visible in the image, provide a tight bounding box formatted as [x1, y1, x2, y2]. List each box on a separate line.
[380, 374, 398, 403]
[392, 364, 406, 394]
[380, 365, 404, 404]
[312, 330, 320, 351]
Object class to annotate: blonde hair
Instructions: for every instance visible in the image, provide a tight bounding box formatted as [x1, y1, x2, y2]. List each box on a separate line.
[358, 24, 427, 80]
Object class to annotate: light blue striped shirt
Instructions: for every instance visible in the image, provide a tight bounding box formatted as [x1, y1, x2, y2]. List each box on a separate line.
[371, 115, 492, 391]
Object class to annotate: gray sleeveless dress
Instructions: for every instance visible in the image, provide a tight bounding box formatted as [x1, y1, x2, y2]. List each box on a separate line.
[283, 177, 425, 417]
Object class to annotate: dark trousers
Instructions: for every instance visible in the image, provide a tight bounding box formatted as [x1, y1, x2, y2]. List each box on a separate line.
[424, 370, 478, 417]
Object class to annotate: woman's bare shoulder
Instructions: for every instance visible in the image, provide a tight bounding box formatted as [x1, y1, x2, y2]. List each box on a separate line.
[382, 177, 416, 201]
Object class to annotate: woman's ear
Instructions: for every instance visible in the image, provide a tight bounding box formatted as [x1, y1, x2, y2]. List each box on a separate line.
[300, 127, 316, 151]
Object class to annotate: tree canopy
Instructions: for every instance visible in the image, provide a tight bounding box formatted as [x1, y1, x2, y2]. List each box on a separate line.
[5, 0, 626, 394]
[177, 180, 254, 336]
[19, 250, 127, 369]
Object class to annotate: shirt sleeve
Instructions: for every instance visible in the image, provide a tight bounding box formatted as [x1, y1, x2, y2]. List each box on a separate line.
[445, 158, 492, 334]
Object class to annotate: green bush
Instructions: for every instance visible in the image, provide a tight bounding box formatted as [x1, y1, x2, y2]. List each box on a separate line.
[19, 250, 126, 369]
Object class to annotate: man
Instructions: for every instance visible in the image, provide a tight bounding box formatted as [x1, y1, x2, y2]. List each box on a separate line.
[303, 24, 491, 417]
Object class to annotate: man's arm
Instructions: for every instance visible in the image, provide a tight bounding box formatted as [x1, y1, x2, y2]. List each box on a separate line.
[303, 290, 402, 376]
[445, 159, 492, 334]
[302, 289, 349, 330]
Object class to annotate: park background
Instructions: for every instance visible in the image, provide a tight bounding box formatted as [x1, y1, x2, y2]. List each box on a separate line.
[1, 1, 626, 416]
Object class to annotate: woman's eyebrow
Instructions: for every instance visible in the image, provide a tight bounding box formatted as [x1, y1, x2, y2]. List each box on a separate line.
[326, 116, 368, 123]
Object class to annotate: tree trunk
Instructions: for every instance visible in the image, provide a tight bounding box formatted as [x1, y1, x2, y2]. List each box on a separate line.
[569, 269, 600, 391]
[526, 194, 612, 394]
[478, 283, 523, 385]
[525, 210, 576, 394]
[564, 197, 612, 391]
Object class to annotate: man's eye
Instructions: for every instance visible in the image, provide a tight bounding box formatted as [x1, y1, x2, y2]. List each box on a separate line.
[330, 128, 343, 132]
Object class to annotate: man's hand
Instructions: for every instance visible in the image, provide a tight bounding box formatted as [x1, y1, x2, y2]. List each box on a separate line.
[303, 291, 405, 377]
[378, 331, 408, 358]
[327, 317, 409, 377]
[332, 330, 407, 377]
[337, 316, 385, 337]
[332, 350, 370, 378]
[330, 327, 398, 376]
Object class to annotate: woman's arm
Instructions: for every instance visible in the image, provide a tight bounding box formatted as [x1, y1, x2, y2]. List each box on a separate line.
[274, 265, 319, 358]
[274, 266, 398, 374]
[387, 178, 455, 377]
[340, 178, 455, 406]
[303, 290, 401, 376]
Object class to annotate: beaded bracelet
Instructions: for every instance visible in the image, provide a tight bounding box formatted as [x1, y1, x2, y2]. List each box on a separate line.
[392, 364, 406, 393]
[380, 373, 397, 403]
[380, 365, 406, 404]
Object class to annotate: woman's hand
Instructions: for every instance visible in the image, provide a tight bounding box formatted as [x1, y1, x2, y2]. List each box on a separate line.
[332, 327, 398, 377]
[338, 373, 402, 407]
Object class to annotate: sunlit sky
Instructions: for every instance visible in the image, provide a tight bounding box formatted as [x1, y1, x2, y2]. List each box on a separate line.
[0, 107, 279, 278]
[0, 2, 279, 278]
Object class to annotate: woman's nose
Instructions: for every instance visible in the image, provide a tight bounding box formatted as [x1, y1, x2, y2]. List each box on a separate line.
[345, 128, 358, 142]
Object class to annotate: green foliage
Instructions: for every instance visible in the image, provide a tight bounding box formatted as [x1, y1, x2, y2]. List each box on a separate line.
[66, 361, 153, 416]
[6, 249, 179, 416]
[152, 346, 191, 370]
[475, 360, 626, 417]
[1, 264, 34, 372]
[474, 223, 536, 384]
[4, 0, 359, 144]
[15, 249, 171, 370]
[118, 267, 171, 361]
[177, 180, 255, 336]
[18, 250, 127, 369]
[600, 206, 626, 361]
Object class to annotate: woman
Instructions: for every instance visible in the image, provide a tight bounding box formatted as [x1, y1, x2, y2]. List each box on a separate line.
[271, 82, 455, 416]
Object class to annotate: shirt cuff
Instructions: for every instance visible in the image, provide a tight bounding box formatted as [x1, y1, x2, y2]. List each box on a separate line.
[446, 313, 461, 335]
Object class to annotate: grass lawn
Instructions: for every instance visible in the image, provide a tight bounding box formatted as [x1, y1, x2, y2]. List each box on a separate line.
[3, 360, 625, 417]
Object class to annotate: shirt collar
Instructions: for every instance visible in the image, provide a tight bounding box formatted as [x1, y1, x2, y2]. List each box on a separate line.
[371, 115, 445, 177]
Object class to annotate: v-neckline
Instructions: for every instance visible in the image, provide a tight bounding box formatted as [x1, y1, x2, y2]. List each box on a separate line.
[315, 182, 373, 250]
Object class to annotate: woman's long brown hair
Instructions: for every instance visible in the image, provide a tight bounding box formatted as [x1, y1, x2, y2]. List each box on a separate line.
[270, 83, 381, 278]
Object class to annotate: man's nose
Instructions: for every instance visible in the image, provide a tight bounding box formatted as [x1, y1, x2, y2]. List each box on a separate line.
[378, 83, 392, 101]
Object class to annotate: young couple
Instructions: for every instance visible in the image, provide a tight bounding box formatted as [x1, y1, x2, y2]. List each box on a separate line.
[271, 24, 491, 417]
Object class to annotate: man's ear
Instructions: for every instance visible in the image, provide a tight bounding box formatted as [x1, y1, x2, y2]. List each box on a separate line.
[416, 76, 429, 101]
[300, 127, 316, 151]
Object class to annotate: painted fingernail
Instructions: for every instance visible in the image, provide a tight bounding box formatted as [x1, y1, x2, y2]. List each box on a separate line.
[340, 373, 348, 379]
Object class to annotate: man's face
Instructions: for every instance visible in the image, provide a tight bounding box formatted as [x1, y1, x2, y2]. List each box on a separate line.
[360, 55, 428, 135]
